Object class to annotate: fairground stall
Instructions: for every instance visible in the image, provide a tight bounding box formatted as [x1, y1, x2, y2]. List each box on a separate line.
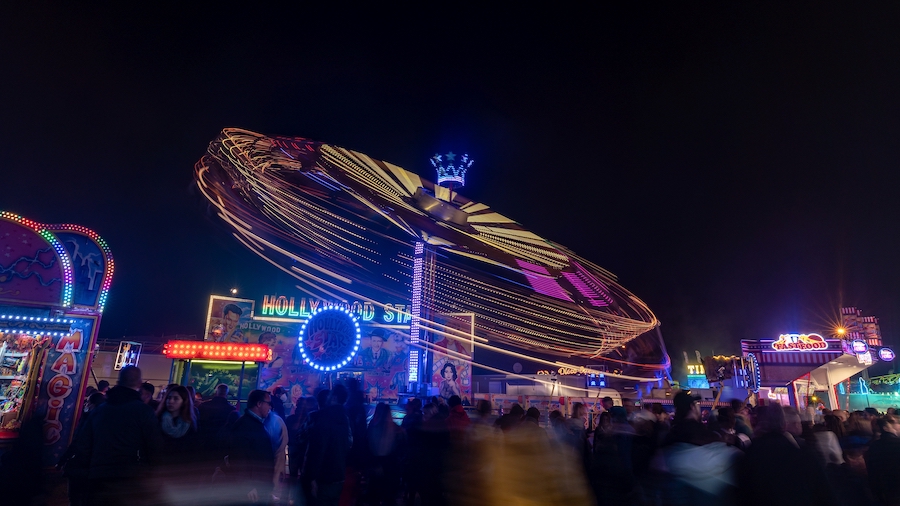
[165, 293, 441, 411]
[0, 211, 113, 466]
[742, 333, 894, 410]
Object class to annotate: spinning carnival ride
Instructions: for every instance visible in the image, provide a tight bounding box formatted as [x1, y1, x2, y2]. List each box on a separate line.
[195, 129, 667, 381]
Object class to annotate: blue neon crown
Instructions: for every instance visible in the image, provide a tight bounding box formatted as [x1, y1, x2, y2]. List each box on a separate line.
[431, 152, 474, 188]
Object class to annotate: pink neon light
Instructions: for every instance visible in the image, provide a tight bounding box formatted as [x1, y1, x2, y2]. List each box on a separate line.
[561, 272, 609, 307]
[516, 260, 572, 301]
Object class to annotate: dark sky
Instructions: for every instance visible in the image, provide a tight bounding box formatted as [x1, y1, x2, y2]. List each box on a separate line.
[3, 4, 900, 369]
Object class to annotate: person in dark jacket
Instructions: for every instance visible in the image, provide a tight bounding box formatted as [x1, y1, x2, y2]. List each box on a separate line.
[866, 414, 900, 506]
[303, 384, 352, 506]
[77, 366, 160, 505]
[58, 392, 105, 506]
[228, 389, 276, 504]
[198, 383, 236, 462]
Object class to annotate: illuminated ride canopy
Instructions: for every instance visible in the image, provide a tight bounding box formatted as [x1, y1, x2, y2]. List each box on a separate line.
[195, 128, 660, 363]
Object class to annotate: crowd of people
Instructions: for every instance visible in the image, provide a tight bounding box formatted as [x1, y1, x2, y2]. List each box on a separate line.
[4, 364, 900, 506]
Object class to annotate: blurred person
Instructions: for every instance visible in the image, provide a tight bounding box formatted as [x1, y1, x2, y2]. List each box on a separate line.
[285, 397, 317, 505]
[843, 411, 873, 448]
[263, 403, 289, 502]
[197, 383, 236, 463]
[401, 398, 426, 506]
[140, 382, 159, 410]
[296, 389, 331, 506]
[653, 392, 739, 504]
[712, 406, 750, 451]
[97, 380, 110, 395]
[303, 385, 352, 506]
[601, 396, 614, 412]
[270, 386, 287, 419]
[446, 394, 470, 433]
[495, 403, 524, 432]
[58, 392, 106, 506]
[736, 403, 837, 506]
[730, 399, 753, 438]
[418, 401, 450, 506]
[866, 415, 900, 506]
[77, 366, 160, 505]
[229, 389, 276, 504]
[592, 407, 636, 503]
[343, 378, 369, 506]
[366, 403, 405, 506]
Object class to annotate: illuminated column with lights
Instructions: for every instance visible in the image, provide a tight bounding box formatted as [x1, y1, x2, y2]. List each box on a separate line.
[408, 242, 425, 384]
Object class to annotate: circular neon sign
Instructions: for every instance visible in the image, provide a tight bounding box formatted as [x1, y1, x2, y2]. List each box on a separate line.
[299, 306, 361, 371]
[851, 340, 869, 354]
[879, 348, 895, 361]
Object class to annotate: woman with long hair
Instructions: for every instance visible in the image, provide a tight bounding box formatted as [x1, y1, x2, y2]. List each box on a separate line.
[155, 385, 200, 494]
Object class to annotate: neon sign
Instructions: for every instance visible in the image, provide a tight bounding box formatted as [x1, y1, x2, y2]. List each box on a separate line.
[771, 333, 828, 351]
[851, 340, 868, 354]
[880, 348, 895, 361]
[259, 295, 412, 323]
[43, 331, 82, 445]
[298, 306, 361, 371]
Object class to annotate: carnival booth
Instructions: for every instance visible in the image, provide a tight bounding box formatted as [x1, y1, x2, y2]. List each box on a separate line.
[165, 294, 426, 411]
[742, 333, 895, 410]
[0, 211, 113, 466]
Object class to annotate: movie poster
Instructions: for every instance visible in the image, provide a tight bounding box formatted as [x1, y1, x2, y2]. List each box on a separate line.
[352, 325, 409, 401]
[204, 295, 254, 342]
[431, 313, 475, 404]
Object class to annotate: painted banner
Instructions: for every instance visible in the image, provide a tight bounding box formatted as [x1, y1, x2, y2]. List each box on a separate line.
[431, 313, 475, 404]
[204, 295, 254, 342]
[32, 316, 97, 466]
[351, 325, 409, 401]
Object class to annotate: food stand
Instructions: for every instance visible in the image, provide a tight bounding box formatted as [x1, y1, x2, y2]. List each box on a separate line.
[0, 211, 113, 466]
[742, 333, 894, 410]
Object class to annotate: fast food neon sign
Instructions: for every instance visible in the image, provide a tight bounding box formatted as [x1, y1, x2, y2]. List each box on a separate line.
[771, 333, 828, 351]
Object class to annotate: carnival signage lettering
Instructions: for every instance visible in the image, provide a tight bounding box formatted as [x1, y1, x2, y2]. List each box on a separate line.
[771, 333, 828, 351]
[43, 331, 83, 445]
[879, 348, 896, 361]
[260, 295, 411, 323]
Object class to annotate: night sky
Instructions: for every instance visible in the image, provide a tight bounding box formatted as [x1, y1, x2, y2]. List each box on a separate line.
[4, 4, 900, 375]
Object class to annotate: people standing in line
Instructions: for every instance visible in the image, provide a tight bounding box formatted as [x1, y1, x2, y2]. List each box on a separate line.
[228, 389, 276, 505]
[198, 383, 237, 463]
[77, 366, 160, 505]
[297, 389, 331, 506]
[344, 378, 370, 506]
[303, 385, 352, 506]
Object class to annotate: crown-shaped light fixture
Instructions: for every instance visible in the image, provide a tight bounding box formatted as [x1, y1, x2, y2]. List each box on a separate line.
[431, 152, 473, 190]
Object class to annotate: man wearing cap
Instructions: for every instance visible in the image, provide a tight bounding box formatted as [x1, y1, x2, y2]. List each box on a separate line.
[664, 391, 718, 446]
[360, 329, 392, 371]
